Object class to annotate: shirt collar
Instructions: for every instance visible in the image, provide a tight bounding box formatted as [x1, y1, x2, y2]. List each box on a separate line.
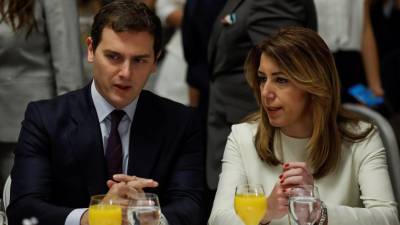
[91, 81, 138, 123]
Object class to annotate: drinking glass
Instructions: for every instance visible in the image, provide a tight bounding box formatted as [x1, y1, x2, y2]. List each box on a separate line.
[127, 193, 161, 225]
[288, 185, 321, 225]
[234, 184, 267, 225]
[89, 194, 123, 225]
[0, 199, 6, 225]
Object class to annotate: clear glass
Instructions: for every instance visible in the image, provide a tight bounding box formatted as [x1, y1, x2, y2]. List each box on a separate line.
[0, 199, 6, 225]
[88, 194, 123, 225]
[288, 185, 321, 225]
[234, 184, 267, 225]
[127, 193, 161, 225]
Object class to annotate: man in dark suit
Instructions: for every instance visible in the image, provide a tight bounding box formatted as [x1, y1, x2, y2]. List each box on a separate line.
[7, 1, 203, 225]
[206, 0, 317, 190]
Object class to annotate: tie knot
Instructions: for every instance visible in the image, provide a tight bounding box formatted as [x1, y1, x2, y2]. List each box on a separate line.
[110, 110, 125, 126]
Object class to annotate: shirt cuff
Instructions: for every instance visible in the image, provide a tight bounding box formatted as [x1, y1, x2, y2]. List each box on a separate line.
[160, 212, 169, 225]
[65, 208, 87, 225]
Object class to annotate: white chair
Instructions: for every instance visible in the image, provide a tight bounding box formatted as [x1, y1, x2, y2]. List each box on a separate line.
[2, 176, 10, 210]
[343, 103, 400, 213]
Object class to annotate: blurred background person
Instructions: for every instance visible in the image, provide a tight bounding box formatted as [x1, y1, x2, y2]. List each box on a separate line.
[153, 0, 188, 104]
[314, 0, 384, 104]
[209, 27, 399, 225]
[206, 0, 317, 192]
[370, 0, 400, 112]
[0, 0, 84, 193]
[182, 0, 226, 124]
[77, 0, 102, 81]
[181, 0, 227, 222]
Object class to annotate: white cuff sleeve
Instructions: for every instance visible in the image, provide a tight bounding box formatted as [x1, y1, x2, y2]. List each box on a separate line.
[65, 208, 87, 225]
[160, 212, 169, 225]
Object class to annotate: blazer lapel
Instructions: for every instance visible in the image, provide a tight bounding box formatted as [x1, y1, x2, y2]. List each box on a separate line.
[68, 84, 108, 196]
[208, 0, 245, 66]
[128, 91, 162, 179]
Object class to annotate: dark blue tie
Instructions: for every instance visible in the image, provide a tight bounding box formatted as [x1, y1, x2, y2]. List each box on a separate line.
[106, 110, 125, 179]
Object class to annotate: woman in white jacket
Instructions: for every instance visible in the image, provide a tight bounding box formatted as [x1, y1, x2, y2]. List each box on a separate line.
[209, 27, 399, 225]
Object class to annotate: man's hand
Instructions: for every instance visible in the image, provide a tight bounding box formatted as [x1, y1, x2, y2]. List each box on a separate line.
[107, 174, 158, 197]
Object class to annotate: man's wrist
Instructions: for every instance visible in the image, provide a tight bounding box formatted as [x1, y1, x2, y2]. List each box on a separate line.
[80, 210, 89, 225]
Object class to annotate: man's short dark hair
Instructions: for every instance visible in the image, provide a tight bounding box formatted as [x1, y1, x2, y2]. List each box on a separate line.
[90, 0, 162, 57]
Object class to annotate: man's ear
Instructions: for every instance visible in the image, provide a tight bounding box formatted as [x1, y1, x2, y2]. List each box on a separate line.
[151, 51, 162, 74]
[87, 37, 94, 63]
[156, 51, 162, 62]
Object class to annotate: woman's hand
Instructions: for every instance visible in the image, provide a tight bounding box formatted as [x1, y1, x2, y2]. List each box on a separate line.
[261, 181, 289, 223]
[280, 162, 314, 187]
[262, 162, 314, 223]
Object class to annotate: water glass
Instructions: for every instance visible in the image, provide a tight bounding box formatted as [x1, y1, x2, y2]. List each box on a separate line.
[288, 185, 321, 225]
[127, 193, 161, 225]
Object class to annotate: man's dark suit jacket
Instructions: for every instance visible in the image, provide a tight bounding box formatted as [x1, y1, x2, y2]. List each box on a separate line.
[7, 83, 204, 225]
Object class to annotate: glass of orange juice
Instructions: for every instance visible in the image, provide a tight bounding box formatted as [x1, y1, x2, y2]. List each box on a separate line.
[89, 194, 123, 225]
[234, 184, 267, 225]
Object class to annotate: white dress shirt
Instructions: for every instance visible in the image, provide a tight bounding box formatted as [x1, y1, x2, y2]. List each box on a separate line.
[64, 81, 137, 225]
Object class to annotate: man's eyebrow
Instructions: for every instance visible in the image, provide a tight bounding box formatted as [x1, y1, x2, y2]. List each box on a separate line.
[103, 49, 119, 54]
[132, 54, 152, 58]
[102, 50, 152, 59]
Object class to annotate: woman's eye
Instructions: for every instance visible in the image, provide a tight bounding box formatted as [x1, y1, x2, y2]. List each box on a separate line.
[276, 77, 288, 84]
[257, 76, 266, 84]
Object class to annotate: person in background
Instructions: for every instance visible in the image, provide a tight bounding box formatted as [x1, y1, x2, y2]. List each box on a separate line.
[101, 0, 156, 9]
[314, 0, 384, 103]
[181, 0, 228, 222]
[7, 1, 203, 225]
[77, 0, 102, 82]
[182, 0, 226, 124]
[153, 0, 188, 104]
[206, 0, 317, 192]
[0, 0, 84, 194]
[209, 27, 399, 225]
[370, 0, 400, 112]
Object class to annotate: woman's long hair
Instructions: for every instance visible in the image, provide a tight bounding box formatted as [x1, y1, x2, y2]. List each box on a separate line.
[0, 0, 38, 37]
[245, 27, 373, 178]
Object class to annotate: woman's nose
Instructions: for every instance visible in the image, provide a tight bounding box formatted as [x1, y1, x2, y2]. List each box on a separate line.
[261, 83, 276, 100]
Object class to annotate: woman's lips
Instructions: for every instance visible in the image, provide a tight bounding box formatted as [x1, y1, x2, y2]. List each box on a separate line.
[267, 106, 281, 111]
[266, 106, 282, 117]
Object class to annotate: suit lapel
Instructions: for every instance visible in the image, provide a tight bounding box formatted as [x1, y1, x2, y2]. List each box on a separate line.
[68, 84, 108, 196]
[208, 0, 245, 65]
[128, 91, 162, 179]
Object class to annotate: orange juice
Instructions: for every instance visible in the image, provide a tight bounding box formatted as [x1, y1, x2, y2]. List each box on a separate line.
[234, 194, 267, 225]
[89, 204, 122, 225]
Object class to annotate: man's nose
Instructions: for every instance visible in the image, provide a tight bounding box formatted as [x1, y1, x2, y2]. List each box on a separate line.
[119, 61, 131, 78]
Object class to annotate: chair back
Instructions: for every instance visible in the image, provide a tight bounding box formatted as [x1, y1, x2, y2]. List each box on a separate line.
[2, 176, 10, 210]
[344, 103, 400, 213]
